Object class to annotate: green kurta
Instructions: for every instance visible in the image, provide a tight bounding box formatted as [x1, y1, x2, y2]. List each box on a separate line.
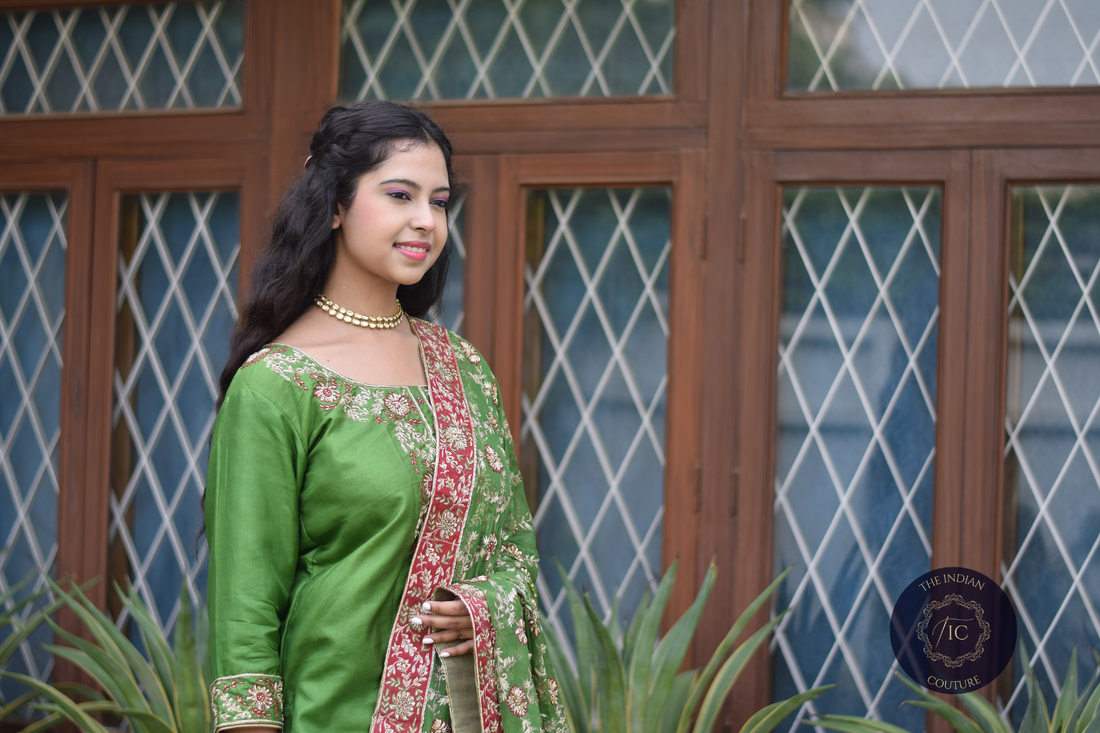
[206, 329, 567, 733]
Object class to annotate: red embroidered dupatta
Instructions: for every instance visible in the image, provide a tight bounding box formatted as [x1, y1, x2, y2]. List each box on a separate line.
[370, 320, 500, 733]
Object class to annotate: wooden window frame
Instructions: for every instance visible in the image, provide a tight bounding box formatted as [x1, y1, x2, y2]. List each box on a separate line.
[463, 150, 708, 617]
[743, 0, 1100, 150]
[0, 161, 94, 692]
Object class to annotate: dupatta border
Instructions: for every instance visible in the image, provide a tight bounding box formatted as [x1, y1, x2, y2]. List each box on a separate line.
[370, 320, 500, 733]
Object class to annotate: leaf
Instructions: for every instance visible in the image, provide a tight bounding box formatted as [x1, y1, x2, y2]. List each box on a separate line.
[557, 559, 598, 713]
[115, 708, 178, 733]
[1066, 653, 1100, 733]
[959, 691, 1014, 733]
[587, 595, 627, 733]
[0, 672, 112, 733]
[0, 590, 71, 668]
[659, 671, 698, 733]
[611, 590, 625, 651]
[1019, 641, 1052, 733]
[646, 564, 717, 733]
[624, 590, 652, 673]
[115, 584, 176, 720]
[544, 623, 591, 733]
[739, 685, 832, 733]
[678, 569, 792, 733]
[691, 613, 786, 733]
[51, 681, 108, 703]
[811, 714, 914, 733]
[0, 689, 41, 722]
[175, 581, 210, 733]
[42, 635, 146, 712]
[630, 560, 678, 733]
[904, 700, 984, 733]
[1053, 649, 1080, 733]
[1077, 658, 1100, 733]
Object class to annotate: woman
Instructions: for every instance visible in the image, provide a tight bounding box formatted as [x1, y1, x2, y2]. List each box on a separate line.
[205, 101, 566, 733]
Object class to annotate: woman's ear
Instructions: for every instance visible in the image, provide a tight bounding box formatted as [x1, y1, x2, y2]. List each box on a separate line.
[332, 203, 344, 230]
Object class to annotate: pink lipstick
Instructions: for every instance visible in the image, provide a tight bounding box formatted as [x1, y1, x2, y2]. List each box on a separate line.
[395, 241, 430, 261]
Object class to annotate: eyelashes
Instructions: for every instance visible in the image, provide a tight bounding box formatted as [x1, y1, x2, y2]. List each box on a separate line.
[386, 190, 449, 210]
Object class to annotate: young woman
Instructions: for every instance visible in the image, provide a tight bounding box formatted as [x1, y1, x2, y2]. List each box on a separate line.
[205, 101, 566, 733]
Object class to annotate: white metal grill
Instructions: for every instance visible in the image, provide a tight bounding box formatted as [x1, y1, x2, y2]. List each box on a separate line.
[789, 0, 1100, 91]
[0, 192, 67, 696]
[0, 1, 244, 114]
[1003, 184, 1100, 722]
[772, 187, 942, 731]
[522, 187, 670, 635]
[110, 191, 239, 635]
[340, 0, 675, 100]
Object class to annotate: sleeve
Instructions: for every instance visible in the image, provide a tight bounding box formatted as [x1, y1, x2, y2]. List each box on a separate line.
[436, 382, 569, 733]
[205, 385, 304, 731]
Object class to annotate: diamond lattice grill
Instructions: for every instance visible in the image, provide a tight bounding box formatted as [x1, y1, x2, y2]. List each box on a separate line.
[0, 1, 244, 115]
[340, 0, 675, 100]
[788, 0, 1100, 91]
[1003, 185, 1100, 724]
[522, 188, 669, 635]
[772, 187, 941, 731]
[110, 192, 239, 635]
[0, 192, 66, 702]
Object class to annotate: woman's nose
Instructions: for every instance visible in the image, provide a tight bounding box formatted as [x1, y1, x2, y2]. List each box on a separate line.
[411, 201, 437, 232]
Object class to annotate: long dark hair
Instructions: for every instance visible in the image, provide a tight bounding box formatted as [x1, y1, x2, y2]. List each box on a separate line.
[218, 101, 456, 409]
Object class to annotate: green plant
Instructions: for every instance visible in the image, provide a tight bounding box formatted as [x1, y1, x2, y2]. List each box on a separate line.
[812, 644, 1100, 733]
[0, 573, 83, 727]
[1, 578, 211, 733]
[543, 561, 833, 733]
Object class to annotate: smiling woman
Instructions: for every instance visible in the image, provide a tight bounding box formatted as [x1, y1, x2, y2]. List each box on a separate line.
[203, 101, 567, 733]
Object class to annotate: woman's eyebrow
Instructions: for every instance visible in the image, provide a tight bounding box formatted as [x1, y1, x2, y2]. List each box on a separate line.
[379, 178, 450, 193]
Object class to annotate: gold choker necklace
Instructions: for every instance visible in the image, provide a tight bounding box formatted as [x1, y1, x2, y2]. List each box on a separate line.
[315, 294, 404, 329]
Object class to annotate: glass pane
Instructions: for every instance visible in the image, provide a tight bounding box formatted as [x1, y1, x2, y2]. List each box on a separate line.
[0, 2, 245, 115]
[340, 0, 675, 100]
[1003, 185, 1100, 725]
[772, 187, 941, 730]
[429, 190, 466, 333]
[522, 187, 670, 636]
[788, 0, 1100, 91]
[110, 192, 239, 635]
[0, 192, 66, 709]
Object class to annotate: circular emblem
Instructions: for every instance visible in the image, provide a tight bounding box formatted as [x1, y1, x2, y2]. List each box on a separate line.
[890, 567, 1016, 694]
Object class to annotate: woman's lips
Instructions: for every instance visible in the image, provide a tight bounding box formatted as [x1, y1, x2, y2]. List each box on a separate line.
[394, 241, 430, 261]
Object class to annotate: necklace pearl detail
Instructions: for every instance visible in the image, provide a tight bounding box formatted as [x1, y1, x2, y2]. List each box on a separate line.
[315, 294, 405, 329]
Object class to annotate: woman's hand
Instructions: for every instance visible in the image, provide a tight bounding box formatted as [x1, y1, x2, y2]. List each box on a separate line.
[415, 600, 474, 657]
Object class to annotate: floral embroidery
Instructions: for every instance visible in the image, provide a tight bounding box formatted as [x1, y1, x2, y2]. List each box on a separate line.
[243, 347, 271, 367]
[485, 445, 504, 473]
[430, 719, 451, 733]
[313, 378, 351, 410]
[547, 678, 560, 706]
[370, 320, 495, 733]
[385, 392, 414, 417]
[210, 674, 283, 731]
[505, 685, 528, 717]
[459, 340, 481, 364]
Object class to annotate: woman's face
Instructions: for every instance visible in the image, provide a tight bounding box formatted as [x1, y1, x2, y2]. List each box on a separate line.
[332, 141, 450, 290]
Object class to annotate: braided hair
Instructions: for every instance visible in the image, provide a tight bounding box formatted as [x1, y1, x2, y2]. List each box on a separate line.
[217, 101, 456, 409]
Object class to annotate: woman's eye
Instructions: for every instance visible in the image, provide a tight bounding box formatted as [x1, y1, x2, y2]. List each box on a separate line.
[388, 191, 411, 201]
[431, 199, 449, 210]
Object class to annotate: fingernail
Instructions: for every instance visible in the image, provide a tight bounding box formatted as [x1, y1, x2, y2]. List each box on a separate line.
[439, 651, 450, 658]
[421, 602, 431, 613]
[411, 617, 422, 626]
[423, 637, 434, 646]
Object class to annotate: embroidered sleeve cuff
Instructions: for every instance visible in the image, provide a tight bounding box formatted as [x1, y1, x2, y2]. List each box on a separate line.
[210, 673, 284, 731]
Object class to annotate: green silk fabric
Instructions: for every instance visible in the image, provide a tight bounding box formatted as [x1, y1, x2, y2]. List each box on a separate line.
[206, 332, 567, 733]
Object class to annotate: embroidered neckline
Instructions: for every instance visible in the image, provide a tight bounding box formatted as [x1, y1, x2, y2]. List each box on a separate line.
[267, 341, 429, 391]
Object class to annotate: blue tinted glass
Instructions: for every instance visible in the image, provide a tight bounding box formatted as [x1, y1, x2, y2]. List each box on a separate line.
[112, 191, 239, 632]
[773, 186, 941, 729]
[523, 187, 670, 635]
[0, 2, 245, 115]
[0, 192, 67, 704]
[1003, 185, 1100, 726]
[789, 0, 1100, 91]
[340, 0, 675, 100]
